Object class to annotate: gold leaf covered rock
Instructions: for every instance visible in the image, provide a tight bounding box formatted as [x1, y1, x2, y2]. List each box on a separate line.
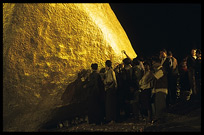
[3, 3, 136, 131]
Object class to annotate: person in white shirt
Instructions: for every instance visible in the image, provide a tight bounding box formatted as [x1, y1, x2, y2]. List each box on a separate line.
[104, 60, 117, 124]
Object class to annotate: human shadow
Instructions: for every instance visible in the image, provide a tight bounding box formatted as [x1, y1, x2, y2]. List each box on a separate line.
[39, 69, 91, 130]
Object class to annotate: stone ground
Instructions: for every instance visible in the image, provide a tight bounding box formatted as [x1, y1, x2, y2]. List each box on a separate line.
[42, 98, 201, 132]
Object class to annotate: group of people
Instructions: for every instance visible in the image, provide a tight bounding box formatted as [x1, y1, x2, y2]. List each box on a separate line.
[81, 48, 201, 125]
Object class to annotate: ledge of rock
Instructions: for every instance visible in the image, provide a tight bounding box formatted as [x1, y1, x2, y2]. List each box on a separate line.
[3, 3, 136, 131]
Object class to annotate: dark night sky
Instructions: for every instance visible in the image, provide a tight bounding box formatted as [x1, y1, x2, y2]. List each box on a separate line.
[110, 3, 201, 62]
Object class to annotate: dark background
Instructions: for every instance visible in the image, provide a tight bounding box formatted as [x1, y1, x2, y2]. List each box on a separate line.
[110, 3, 201, 62]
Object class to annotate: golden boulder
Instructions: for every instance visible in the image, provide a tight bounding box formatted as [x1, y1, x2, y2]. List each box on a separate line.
[3, 3, 136, 131]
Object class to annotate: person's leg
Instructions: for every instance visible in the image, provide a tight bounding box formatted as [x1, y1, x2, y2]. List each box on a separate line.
[155, 92, 167, 122]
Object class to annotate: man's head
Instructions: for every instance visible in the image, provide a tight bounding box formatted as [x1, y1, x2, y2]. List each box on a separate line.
[191, 48, 197, 57]
[160, 49, 167, 58]
[132, 58, 140, 66]
[123, 58, 131, 65]
[91, 63, 98, 70]
[167, 51, 173, 57]
[105, 60, 112, 68]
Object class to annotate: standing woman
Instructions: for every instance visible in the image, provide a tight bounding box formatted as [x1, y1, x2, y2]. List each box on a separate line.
[104, 60, 118, 124]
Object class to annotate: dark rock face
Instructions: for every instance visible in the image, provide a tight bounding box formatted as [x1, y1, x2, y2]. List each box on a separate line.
[3, 3, 136, 131]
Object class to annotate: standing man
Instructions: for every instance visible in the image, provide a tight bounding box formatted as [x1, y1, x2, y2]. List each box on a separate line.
[121, 57, 134, 119]
[187, 48, 197, 98]
[104, 60, 118, 124]
[195, 49, 201, 100]
[85, 63, 105, 125]
[167, 51, 179, 105]
[159, 49, 171, 107]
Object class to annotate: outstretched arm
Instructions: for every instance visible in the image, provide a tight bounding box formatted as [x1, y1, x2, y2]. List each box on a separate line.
[122, 50, 132, 60]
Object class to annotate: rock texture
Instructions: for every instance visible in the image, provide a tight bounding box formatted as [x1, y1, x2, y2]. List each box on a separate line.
[3, 3, 136, 131]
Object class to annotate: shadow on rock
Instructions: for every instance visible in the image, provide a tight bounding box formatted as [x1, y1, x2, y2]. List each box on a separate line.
[39, 69, 91, 130]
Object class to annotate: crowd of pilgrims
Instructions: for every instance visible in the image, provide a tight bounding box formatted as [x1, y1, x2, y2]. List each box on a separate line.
[70, 48, 201, 125]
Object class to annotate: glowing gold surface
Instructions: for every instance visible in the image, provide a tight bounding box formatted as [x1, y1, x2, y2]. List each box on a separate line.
[3, 3, 136, 131]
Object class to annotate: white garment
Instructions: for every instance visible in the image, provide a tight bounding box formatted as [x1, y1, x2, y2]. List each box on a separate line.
[104, 69, 114, 83]
[104, 67, 117, 90]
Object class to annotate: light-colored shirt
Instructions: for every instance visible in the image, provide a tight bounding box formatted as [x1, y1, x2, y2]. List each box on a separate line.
[104, 67, 117, 90]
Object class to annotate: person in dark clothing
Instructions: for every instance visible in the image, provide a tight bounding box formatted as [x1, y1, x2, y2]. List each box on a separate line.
[179, 58, 191, 101]
[121, 57, 134, 118]
[186, 49, 197, 98]
[159, 49, 172, 108]
[131, 58, 144, 120]
[159, 49, 171, 73]
[85, 63, 105, 125]
[132, 58, 144, 90]
[104, 60, 118, 124]
[114, 63, 124, 121]
[167, 51, 179, 105]
[195, 49, 201, 100]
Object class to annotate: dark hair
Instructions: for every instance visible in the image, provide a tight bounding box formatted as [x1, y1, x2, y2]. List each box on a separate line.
[196, 49, 201, 54]
[151, 55, 160, 63]
[91, 63, 98, 70]
[99, 68, 106, 73]
[190, 48, 197, 53]
[161, 49, 167, 54]
[167, 51, 173, 56]
[105, 60, 112, 67]
[132, 58, 140, 66]
[123, 58, 131, 65]
[143, 60, 151, 67]
[137, 56, 144, 61]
